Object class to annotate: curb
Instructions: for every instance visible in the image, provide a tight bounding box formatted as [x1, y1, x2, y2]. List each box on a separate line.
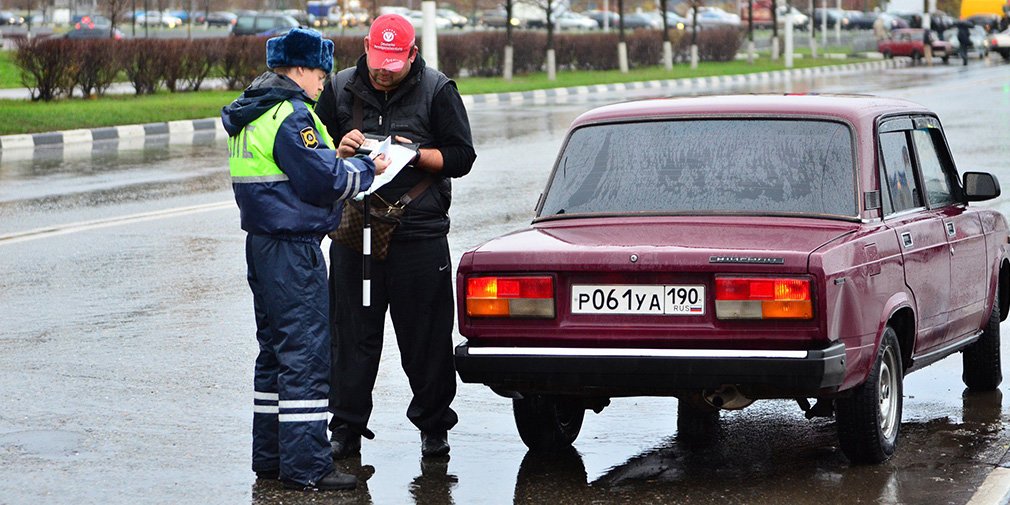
[0, 59, 908, 152]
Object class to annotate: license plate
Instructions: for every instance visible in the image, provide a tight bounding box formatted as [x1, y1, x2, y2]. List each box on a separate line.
[571, 285, 706, 315]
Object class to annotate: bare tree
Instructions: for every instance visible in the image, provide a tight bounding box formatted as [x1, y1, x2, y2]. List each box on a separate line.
[105, 0, 130, 36]
[520, 0, 559, 80]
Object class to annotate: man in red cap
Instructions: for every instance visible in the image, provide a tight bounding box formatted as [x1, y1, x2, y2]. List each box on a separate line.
[315, 13, 476, 460]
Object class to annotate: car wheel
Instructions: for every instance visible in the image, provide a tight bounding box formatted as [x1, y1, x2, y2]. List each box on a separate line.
[882, 49, 892, 59]
[835, 325, 902, 463]
[963, 292, 1002, 391]
[1002, 49, 1010, 62]
[942, 55, 949, 64]
[911, 50, 921, 64]
[513, 394, 585, 451]
[676, 399, 720, 446]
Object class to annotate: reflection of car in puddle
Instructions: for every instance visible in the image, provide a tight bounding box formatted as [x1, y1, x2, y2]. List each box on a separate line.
[512, 390, 1004, 503]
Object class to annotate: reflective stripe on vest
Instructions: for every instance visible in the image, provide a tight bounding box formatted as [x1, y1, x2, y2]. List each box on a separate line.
[228, 101, 334, 184]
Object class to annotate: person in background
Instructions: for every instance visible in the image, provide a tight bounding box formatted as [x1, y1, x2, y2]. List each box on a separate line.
[314, 13, 476, 461]
[221, 27, 388, 491]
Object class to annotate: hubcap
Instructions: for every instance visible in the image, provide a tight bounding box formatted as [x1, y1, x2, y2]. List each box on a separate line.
[878, 345, 900, 440]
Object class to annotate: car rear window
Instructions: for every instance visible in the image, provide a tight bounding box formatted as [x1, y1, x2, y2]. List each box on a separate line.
[539, 119, 857, 218]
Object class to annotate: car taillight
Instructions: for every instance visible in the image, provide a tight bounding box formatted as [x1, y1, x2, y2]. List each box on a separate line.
[466, 276, 555, 318]
[715, 277, 813, 319]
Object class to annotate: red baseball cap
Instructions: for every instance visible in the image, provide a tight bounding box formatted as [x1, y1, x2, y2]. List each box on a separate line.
[367, 14, 415, 72]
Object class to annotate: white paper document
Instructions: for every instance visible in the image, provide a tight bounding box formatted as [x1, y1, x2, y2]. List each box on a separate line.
[364, 136, 416, 194]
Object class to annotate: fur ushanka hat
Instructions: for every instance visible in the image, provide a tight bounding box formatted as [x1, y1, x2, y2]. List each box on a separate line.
[266, 27, 334, 74]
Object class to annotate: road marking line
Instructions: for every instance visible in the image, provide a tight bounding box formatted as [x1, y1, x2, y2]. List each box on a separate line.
[0, 200, 234, 245]
[967, 467, 1010, 505]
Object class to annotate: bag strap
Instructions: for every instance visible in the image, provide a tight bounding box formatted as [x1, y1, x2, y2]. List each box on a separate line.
[398, 175, 433, 206]
[352, 95, 363, 131]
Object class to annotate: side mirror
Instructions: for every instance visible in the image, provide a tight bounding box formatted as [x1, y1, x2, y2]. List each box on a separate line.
[963, 172, 1001, 202]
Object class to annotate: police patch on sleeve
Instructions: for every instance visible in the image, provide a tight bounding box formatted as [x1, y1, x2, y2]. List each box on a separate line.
[300, 127, 319, 149]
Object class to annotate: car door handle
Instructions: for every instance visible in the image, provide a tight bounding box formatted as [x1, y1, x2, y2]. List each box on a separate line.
[901, 232, 913, 248]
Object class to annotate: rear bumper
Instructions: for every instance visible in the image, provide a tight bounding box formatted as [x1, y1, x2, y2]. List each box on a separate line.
[454, 342, 847, 398]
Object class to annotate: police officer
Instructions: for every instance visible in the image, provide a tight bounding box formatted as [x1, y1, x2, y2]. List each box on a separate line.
[221, 27, 389, 491]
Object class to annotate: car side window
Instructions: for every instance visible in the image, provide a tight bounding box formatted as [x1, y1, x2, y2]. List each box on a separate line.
[235, 16, 253, 31]
[879, 131, 922, 213]
[910, 129, 955, 207]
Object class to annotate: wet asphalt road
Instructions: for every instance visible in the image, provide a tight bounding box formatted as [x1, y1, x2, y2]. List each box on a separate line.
[2, 60, 1010, 505]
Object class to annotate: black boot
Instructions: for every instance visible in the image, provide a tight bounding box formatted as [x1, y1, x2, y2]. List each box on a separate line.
[421, 431, 450, 458]
[283, 469, 357, 491]
[330, 425, 362, 460]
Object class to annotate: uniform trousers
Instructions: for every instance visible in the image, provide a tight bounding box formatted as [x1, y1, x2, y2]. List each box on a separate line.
[247, 234, 334, 486]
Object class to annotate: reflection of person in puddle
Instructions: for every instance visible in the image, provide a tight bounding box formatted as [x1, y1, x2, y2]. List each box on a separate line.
[514, 447, 589, 504]
[409, 458, 458, 505]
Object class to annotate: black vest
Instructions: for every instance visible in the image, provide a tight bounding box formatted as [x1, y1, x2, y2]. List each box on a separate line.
[331, 62, 452, 239]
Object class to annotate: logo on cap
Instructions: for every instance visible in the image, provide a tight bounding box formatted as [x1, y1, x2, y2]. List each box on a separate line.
[382, 30, 395, 43]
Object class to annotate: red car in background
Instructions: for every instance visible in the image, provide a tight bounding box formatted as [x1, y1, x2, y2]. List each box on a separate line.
[879, 27, 954, 63]
[455, 95, 1008, 463]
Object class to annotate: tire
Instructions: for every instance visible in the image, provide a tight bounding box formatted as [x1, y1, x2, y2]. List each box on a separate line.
[942, 55, 949, 64]
[963, 293, 1002, 391]
[835, 326, 903, 463]
[882, 49, 892, 59]
[677, 399, 721, 447]
[513, 395, 585, 451]
[911, 50, 921, 65]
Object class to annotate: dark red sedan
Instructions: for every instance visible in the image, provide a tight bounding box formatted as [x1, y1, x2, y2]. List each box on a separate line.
[878, 27, 954, 64]
[455, 95, 1008, 463]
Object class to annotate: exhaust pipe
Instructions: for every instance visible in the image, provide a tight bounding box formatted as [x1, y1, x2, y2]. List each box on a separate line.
[703, 385, 754, 410]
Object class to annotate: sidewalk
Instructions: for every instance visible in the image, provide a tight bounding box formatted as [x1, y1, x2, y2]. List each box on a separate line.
[0, 58, 907, 153]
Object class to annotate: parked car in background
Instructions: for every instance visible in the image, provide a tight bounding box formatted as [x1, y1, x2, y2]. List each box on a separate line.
[479, 7, 512, 28]
[65, 24, 124, 39]
[553, 11, 598, 30]
[437, 8, 468, 28]
[813, 7, 849, 28]
[585, 9, 619, 29]
[203, 10, 238, 26]
[621, 12, 662, 29]
[454, 94, 1008, 464]
[232, 13, 299, 36]
[340, 9, 370, 27]
[877, 12, 910, 30]
[945, 24, 990, 59]
[664, 11, 690, 30]
[845, 10, 877, 29]
[136, 11, 183, 28]
[71, 14, 110, 28]
[406, 9, 451, 30]
[989, 29, 1010, 60]
[879, 27, 953, 63]
[0, 10, 24, 25]
[686, 6, 742, 29]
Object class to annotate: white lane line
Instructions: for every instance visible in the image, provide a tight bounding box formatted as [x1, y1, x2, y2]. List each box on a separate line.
[967, 467, 1010, 505]
[0, 200, 234, 245]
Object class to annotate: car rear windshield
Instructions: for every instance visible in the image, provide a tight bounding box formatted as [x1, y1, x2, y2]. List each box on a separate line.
[539, 119, 857, 218]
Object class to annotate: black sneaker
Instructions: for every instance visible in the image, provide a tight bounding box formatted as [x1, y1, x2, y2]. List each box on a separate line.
[282, 469, 357, 491]
[330, 426, 362, 460]
[421, 431, 450, 458]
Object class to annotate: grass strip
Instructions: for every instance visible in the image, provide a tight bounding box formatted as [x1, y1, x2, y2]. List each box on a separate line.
[456, 56, 870, 94]
[0, 56, 871, 136]
[0, 51, 23, 88]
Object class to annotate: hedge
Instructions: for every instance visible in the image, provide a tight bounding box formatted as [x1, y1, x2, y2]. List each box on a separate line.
[14, 28, 742, 101]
